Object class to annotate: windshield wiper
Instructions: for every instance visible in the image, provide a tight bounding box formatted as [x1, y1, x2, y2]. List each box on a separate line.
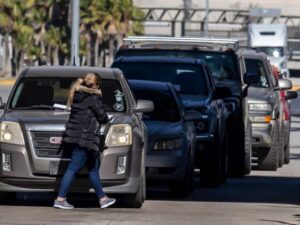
[14, 105, 55, 110]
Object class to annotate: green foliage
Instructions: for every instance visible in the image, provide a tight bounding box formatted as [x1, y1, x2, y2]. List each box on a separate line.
[0, 0, 144, 67]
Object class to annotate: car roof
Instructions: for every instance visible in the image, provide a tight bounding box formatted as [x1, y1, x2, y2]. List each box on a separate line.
[128, 79, 173, 93]
[21, 66, 123, 79]
[238, 48, 268, 60]
[114, 56, 204, 65]
[117, 47, 237, 56]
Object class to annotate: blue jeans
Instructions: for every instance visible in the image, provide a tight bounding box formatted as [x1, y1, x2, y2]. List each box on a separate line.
[58, 146, 106, 199]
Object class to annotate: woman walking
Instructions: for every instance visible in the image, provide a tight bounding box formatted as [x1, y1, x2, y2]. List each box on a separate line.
[54, 73, 116, 209]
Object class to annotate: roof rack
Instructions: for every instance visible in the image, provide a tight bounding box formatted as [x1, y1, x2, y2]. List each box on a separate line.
[123, 36, 240, 50]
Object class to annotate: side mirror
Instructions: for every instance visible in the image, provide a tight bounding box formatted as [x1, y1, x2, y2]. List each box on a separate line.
[214, 86, 232, 99]
[134, 100, 154, 113]
[0, 97, 5, 110]
[244, 73, 260, 85]
[184, 111, 202, 121]
[286, 91, 298, 100]
[276, 79, 292, 91]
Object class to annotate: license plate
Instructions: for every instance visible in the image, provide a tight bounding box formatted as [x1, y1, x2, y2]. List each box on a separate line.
[49, 161, 59, 175]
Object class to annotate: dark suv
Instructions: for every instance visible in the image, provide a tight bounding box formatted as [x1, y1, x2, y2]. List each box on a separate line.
[0, 66, 153, 208]
[114, 36, 259, 177]
[112, 56, 229, 186]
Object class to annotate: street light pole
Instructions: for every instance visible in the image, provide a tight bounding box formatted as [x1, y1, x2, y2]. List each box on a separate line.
[204, 0, 209, 37]
[70, 0, 80, 66]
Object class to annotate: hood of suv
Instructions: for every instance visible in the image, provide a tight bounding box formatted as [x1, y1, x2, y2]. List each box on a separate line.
[144, 120, 183, 141]
[248, 86, 275, 103]
[215, 79, 241, 96]
[2, 110, 70, 124]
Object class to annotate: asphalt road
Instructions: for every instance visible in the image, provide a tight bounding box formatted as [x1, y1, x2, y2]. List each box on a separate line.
[0, 84, 300, 225]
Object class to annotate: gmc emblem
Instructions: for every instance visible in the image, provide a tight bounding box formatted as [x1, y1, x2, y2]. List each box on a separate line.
[49, 137, 62, 145]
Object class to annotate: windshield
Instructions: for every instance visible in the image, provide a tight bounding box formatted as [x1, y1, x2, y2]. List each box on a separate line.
[255, 47, 284, 58]
[9, 77, 127, 113]
[131, 88, 180, 122]
[113, 62, 208, 96]
[115, 49, 240, 81]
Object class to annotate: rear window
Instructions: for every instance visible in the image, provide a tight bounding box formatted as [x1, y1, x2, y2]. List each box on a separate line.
[131, 88, 180, 122]
[245, 58, 269, 88]
[9, 77, 127, 113]
[113, 61, 208, 96]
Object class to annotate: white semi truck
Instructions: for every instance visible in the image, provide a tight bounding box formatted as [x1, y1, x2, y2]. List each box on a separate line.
[248, 24, 289, 77]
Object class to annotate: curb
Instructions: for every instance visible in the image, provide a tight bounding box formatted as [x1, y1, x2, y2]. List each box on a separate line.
[0, 79, 16, 86]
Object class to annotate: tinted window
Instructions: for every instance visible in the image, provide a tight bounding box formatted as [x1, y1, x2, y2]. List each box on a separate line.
[245, 59, 269, 88]
[115, 50, 240, 81]
[113, 62, 208, 96]
[131, 88, 180, 122]
[9, 77, 127, 112]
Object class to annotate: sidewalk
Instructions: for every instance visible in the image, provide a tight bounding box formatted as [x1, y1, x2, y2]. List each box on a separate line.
[0, 78, 16, 86]
[289, 78, 300, 91]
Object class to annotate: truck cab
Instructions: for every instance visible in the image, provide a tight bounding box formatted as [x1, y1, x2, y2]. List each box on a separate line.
[248, 24, 289, 78]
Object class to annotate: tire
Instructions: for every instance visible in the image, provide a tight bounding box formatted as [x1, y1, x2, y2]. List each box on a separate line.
[256, 123, 279, 171]
[171, 152, 195, 197]
[200, 133, 222, 187]
[244, 120, 252, 175]
[0, 192, 17, 202]
[278, 123, 285, 168]
[220, 131, 229, 183]
[284, 143, 290, 164]
[124, 176, 144, 208]
[227, 116, 246, 178]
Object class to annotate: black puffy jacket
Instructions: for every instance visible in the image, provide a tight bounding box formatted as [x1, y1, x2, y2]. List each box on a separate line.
[64, 90, 109, 152]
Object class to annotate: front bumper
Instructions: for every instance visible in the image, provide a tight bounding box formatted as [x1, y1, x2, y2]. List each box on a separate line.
[146, 149, 188, 182]
[0, 142, 141, 194]
[251, 121, 274, 148]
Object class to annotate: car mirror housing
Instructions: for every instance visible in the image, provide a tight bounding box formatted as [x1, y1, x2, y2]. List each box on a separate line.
[214, 86, 232, 99]
[276, 79, 292, 91]
[244, 73, 260, 85]
[285, 91, 298, 100]
[184, 111, 203, 121]
[134, 100, 154, 113]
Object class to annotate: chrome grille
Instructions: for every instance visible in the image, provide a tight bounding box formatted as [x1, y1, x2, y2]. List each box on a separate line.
[31, 131, 66, 158]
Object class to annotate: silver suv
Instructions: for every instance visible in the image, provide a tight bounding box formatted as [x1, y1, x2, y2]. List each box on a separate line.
[239, 49, 293, 171]
[0, 66, 153, 208]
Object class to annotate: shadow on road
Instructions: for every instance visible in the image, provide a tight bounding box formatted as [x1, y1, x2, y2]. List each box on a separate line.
[0, 175, 299, 208]
[147, 175, 300, 205]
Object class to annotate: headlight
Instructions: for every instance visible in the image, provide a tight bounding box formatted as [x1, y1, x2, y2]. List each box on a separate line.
[0, 121, 25, 145]
[249, 103, 272, 112]
[105, 124, 132, 147]
[153, 138, 183, 150]
[250, 115, 272, 123]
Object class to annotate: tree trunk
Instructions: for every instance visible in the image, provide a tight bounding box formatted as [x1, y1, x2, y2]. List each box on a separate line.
[90, 33, 97, 66]
[53, 46, 59, 65]
[3, 34, 11, 76]
[95, 38, 100, 67]
[108, 35, 114, 66]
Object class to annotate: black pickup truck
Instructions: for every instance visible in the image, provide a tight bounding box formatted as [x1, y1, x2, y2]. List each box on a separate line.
[112, 56, 230, 186]
[113, 36, 260, 177]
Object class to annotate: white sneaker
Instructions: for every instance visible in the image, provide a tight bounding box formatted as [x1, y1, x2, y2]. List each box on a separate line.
[100, 197, 116, 209]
